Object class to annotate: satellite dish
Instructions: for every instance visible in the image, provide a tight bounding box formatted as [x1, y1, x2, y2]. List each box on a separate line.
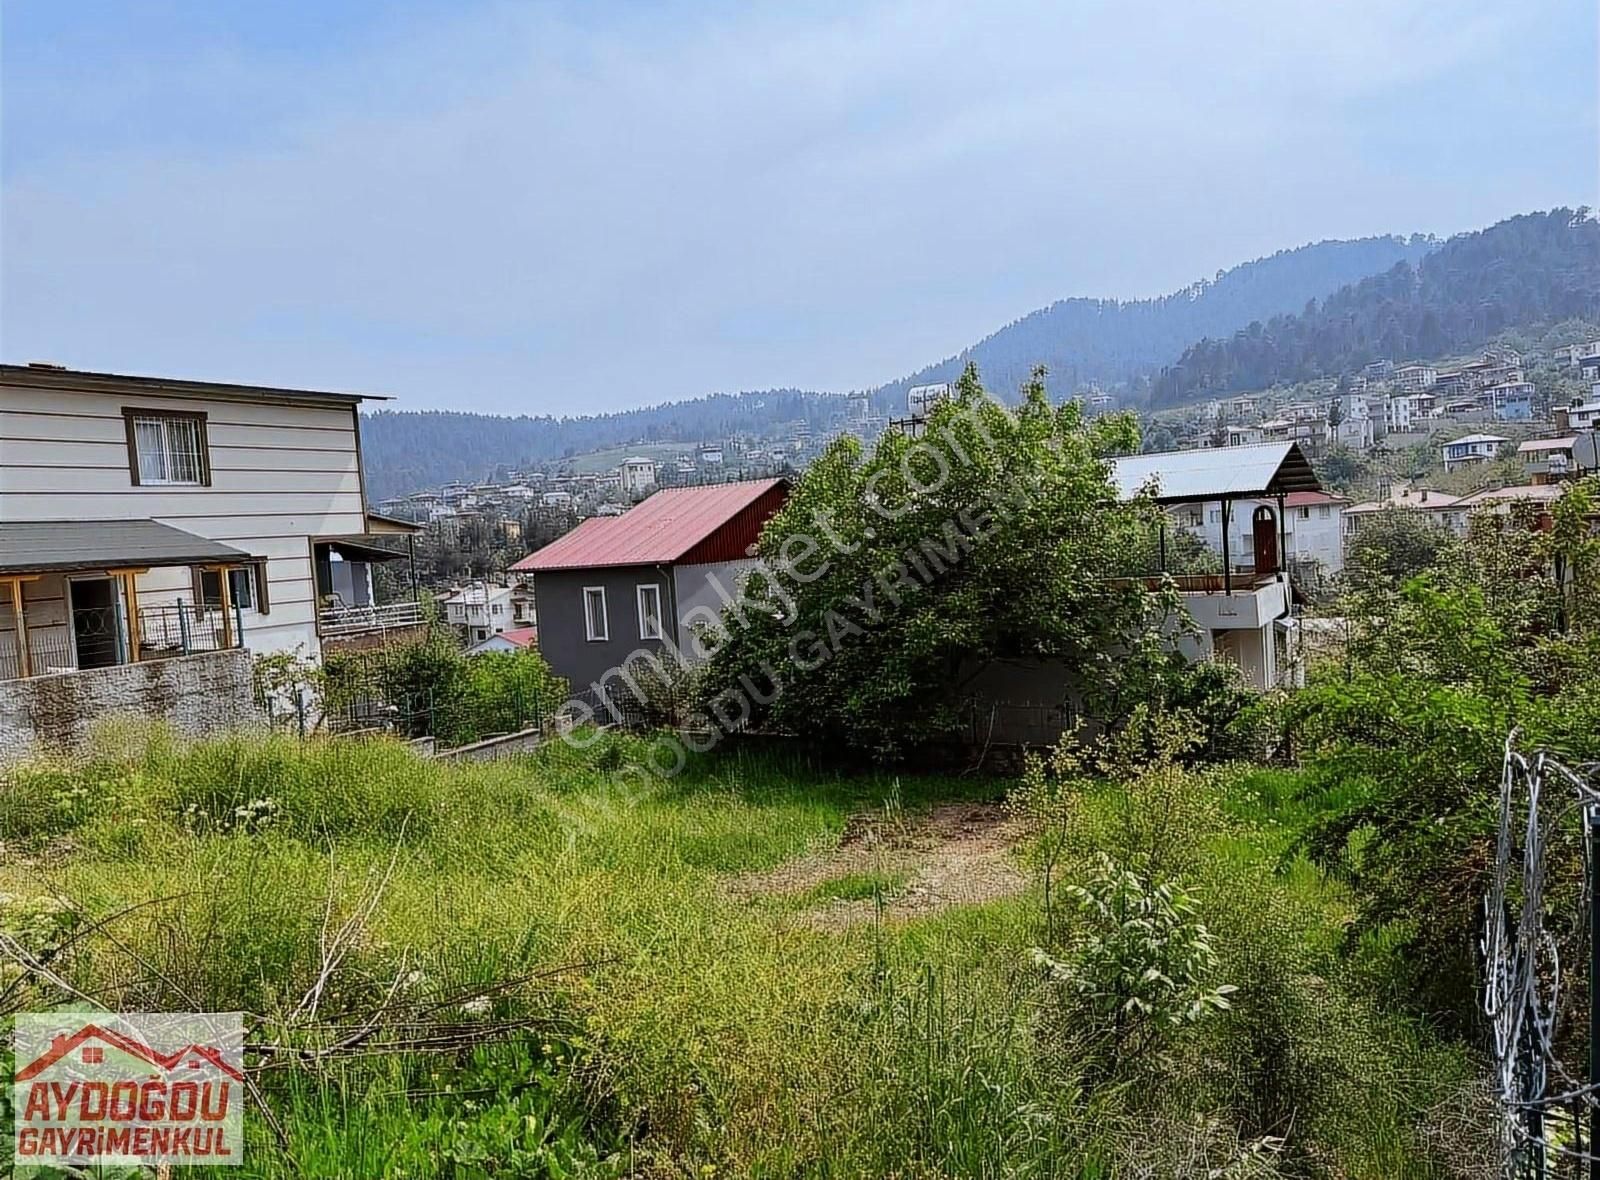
[1575, 432, 1600, 472]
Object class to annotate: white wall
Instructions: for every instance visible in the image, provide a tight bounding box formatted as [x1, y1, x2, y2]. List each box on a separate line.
[1178, 498, 1345, 574]
[1, 375, 369, 660]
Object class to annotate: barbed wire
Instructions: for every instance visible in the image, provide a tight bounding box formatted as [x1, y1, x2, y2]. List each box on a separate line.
[1485, 733, 1600, 1177]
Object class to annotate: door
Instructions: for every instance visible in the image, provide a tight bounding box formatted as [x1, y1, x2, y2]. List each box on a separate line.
[1251, 506, 1279, 575]
[69, 577, 124, 670]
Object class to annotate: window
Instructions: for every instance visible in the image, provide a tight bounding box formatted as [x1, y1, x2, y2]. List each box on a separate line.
[1299, 506, 1311, 520]
[123, 409, 210, 486]
[198, 565, 268, 614]
[583, 587, 608, 641]
[637, 583, 664, 641]
[1318, 505, 1331, 519]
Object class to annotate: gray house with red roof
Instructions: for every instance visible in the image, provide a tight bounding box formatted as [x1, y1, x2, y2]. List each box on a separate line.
[510, 479, 788, 703]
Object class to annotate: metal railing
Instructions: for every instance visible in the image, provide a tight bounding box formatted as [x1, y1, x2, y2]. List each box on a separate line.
[319, 600, 425, 638]
[0, 601, 243, 681]
[137, 601, 245, 658]
[1109, 571, 1284, 595]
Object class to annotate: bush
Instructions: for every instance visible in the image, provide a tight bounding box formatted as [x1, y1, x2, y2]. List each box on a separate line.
[1033, 852, 1235, 1068]
[320, 636, 566, 747]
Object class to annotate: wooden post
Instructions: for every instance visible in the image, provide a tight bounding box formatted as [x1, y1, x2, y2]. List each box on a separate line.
[107, 569, 146, 662]
[6, 577, 30, 679]
[216, 565, 236, 649]
[1220, 500, 1233, 594]
[1276, 494, 1287, 582]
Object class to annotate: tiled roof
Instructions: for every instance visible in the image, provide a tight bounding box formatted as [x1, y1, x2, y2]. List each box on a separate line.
[1344, 488, 1461, 515]
[1454, 483, 1565, 508]
[512, 479, 787, 572]
[1281, 490, 1350, 508]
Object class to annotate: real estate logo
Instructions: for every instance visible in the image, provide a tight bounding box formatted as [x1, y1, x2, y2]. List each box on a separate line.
[13, 1011, 244, 1167]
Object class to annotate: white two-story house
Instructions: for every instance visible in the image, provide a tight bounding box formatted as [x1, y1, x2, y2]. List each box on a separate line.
[0, 364, 420, 685]
[1441, 433, 1509, 473]
[440, 583, 515, 645]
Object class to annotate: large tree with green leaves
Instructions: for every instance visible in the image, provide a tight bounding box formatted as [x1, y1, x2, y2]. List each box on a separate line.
[696, 365, 1182, 759]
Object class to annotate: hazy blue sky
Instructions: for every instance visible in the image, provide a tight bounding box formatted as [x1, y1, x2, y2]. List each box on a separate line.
[3, 0, 1595, 414]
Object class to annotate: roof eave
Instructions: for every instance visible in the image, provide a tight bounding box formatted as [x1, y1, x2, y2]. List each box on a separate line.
[0, 364, 391, 405]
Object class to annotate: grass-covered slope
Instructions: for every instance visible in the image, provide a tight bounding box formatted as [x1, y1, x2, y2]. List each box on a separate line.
[1, 723, 1477, 1177]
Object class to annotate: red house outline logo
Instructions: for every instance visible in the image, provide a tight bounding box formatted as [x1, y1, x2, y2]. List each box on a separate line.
[13, 1011, 245, 1167]
[16, 1023, 245, 1083]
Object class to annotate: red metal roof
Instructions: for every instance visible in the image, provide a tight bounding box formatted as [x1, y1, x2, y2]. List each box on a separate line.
[498, 626, 538, 648]
[512, 479, 788, 572]
[1281, 490, 1349, 508]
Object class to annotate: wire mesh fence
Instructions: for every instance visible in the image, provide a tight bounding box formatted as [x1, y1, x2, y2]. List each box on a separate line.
[1485, 735, 1600, 1179]
[284, 634, 560, 749]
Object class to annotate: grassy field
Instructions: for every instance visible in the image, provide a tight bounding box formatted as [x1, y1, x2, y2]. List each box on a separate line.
[558, 442, 690, 476]
[0, 723, 1481, 1178]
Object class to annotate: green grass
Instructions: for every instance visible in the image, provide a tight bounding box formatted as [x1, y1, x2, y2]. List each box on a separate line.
[750, 868, 913, 914]
[0, 723, 1477, 1178]
[558, 441, 692, 475]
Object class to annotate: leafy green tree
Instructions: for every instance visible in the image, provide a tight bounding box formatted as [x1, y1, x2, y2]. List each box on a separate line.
[698, 365, 1179, 759]
[1286, 577, 1529, 1027]
[1343, 508, 1461, 590]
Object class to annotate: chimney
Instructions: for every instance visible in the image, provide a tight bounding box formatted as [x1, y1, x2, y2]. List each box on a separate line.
[1420, 489, 1429, 503]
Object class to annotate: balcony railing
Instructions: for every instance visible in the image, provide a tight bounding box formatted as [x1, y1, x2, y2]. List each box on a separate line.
[0, 602, 243, 681]
[1110, 571, 1284, 595]
[319, 600, 425, 638]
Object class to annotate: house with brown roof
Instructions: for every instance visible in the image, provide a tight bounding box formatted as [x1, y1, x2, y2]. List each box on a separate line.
[1341, 487, 1465, 541]
[510, 479, 788, 707]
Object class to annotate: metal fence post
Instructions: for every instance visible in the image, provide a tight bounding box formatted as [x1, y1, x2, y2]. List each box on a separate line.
[1590, 806, 1599, 1180]
[234, 600, 246, 648]
[178, 598, 191, 654]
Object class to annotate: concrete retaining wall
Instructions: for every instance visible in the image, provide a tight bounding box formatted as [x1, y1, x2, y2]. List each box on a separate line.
[0, 650, 261, 763]
[433, 726, 544, 762]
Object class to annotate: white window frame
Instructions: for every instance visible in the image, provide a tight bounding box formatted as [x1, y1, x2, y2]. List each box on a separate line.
[583, 586, 609, 642]
[636, 583, 664, 641]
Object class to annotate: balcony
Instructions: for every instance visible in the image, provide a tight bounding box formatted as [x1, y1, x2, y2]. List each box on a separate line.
[1110, 572, 1289, 631]
[1, 601, 243, 682]
[318, 599, 426, 639]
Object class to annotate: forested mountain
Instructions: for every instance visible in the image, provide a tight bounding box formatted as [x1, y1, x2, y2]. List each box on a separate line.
[361, 233, 1434, 499]
[362, 390, 835, 500]
[867, 234, 1433, 410]
[1150, 209, 1600, 407]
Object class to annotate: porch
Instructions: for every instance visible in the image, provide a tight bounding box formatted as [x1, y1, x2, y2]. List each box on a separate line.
[0, 520, 259, 681]
[313, 517, 427, 648]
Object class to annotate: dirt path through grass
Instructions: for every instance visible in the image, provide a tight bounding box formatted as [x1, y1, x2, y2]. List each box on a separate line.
[726, 801, 1029, 928]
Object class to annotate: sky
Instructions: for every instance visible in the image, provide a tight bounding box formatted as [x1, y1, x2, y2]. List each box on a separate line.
[2, 0, 1596, 415]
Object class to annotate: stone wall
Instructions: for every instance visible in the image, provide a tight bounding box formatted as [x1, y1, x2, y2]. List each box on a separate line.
[0, 650, 262, 763]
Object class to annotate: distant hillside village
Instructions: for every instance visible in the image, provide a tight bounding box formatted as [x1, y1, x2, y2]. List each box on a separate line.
[372, 330, 1600, 617]
[2, 330, 1597, 758]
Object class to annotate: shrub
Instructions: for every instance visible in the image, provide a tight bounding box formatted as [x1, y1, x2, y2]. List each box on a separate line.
[321, 636, 566, 747]
[1033, 852, 1235, 1069]
[699, 363, 1176, 761]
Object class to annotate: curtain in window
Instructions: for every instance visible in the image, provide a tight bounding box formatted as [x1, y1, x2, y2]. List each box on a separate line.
[133, 416, 203, 484]
[134, 418, 169, 482]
